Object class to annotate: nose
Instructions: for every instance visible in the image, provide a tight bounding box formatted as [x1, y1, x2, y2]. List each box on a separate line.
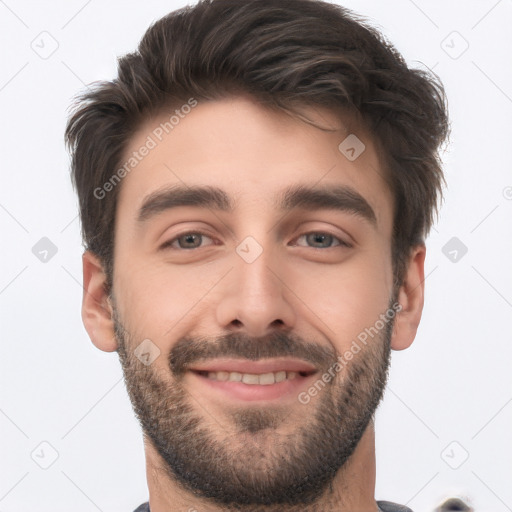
[215, 244, 297, 338]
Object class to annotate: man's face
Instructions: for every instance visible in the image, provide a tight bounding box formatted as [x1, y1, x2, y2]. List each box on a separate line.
[110, 95, 397, 506]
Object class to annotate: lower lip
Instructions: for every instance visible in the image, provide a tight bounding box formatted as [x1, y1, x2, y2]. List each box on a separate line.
[188, 371, 317, 402]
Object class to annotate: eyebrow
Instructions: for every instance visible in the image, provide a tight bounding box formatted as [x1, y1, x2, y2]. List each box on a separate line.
[276, 183, 377, 226]
[137, 185, 234, 222]
[137, 183, 377, 227]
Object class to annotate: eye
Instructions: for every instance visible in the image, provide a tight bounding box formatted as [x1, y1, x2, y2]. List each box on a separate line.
[160, 231, 216, 250]
[293, 232, 351, 249]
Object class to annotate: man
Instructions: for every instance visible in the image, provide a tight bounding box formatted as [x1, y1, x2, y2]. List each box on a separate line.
[65, 0, 449, 510]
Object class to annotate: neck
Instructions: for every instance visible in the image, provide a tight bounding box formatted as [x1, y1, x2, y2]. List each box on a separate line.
[144, 421, 379, 512]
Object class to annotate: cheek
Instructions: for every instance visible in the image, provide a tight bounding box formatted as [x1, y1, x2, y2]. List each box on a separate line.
[289, 252, 392, 347]
[115, 258, 221, 340]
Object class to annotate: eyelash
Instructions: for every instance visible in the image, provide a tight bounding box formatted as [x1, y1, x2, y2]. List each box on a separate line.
[160, 232, 217, 251]
[160, 231, 352, 251]
[294, 232, 352, 249]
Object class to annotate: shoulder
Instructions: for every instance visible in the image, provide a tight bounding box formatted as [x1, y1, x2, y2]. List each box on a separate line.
[132, 502, 150, 512]
[377, 501, 414, 512]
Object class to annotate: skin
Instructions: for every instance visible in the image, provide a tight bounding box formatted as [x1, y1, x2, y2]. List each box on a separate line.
[81, 95, 425, 511]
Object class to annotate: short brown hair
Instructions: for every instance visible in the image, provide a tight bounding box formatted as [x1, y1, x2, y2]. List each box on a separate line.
[65, 0, 449, 291]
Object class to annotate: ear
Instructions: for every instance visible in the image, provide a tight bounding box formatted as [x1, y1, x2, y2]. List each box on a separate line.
[81, 250, 118, 352]
[391, 245, 426, 351]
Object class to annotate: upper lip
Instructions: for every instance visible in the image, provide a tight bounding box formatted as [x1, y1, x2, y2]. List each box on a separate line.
[188, 358, 318, 374]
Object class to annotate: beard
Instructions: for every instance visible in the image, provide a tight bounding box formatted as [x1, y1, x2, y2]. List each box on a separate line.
[114, 299, 395, 511]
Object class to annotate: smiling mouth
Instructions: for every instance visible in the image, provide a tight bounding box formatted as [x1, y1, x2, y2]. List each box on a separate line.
[188, 357, 318, 389]
[187, 359, 319, 402]
[192, 369, 314, 385]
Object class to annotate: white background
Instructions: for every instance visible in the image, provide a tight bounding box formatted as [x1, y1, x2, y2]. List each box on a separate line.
[1, 1, 511, 511]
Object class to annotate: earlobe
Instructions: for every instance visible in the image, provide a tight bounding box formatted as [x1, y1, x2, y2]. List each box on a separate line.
[391, 245, 426, 351]
[81, 250, 118, 352]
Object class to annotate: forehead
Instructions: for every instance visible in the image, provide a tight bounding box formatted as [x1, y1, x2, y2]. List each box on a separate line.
[115, 96, 393, 232]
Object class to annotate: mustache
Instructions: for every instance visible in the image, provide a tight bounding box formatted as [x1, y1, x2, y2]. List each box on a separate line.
[169, 331, 337, 376]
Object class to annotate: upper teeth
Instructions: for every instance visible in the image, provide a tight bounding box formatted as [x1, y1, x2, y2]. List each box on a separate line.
[205, 370, 299, 385]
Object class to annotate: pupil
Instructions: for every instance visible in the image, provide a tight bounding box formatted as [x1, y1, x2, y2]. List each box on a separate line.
[310, 233, 330, 247]
[182, 234, 199, 248]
